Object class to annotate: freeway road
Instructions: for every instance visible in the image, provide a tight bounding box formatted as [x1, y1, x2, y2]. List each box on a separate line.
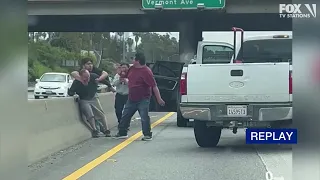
[29, 112, 291, 180]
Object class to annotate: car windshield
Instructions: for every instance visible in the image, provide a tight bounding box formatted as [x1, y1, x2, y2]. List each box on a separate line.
[40, 74, 66, 82]
[236, 39, 292, 64]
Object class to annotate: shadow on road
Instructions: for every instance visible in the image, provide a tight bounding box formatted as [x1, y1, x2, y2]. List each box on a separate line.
[162, 121, 292, 154]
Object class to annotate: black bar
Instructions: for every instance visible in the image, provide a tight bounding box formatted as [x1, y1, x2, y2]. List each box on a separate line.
[240, 30, 244, 61]
[233, 29, 236, 61]
[230, 69, 243, 76]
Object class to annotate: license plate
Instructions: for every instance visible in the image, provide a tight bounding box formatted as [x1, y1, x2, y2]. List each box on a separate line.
[227, 105, 247, 117]
[46, 90, 53, 94]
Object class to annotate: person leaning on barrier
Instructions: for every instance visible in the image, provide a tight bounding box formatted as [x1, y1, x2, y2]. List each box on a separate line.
[74, 95, 104, 134]
[68, 69, 111, 138]
[71, 57, 116, 93]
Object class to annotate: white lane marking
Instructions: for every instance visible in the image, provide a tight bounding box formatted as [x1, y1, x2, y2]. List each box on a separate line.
[255, 146, 292, 180]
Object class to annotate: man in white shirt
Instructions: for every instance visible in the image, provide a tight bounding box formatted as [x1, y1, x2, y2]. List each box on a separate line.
[112, 63, 129, 124]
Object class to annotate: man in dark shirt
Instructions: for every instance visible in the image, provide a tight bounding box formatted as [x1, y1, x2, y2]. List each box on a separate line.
[115, 52, 165, 141]
[68, 69, 111, 138]
[71, 57, 115, 92]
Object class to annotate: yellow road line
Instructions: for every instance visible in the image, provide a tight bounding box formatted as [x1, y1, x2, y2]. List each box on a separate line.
[62, 112, 175, 180]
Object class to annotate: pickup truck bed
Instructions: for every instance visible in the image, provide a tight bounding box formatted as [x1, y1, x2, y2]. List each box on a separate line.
[181, 62, 292, 123]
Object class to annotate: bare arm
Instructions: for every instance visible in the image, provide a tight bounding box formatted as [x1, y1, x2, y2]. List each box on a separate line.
[71, 71, 81, 81]
[97, 71, 109, 81]
[152, 86, 162, 101]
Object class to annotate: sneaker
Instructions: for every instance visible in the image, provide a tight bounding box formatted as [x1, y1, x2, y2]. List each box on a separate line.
[113, 133, 128, 139]
[103, 130, 111, 137]
[92, 130, 99, 138]
[141, 135, 152, 141]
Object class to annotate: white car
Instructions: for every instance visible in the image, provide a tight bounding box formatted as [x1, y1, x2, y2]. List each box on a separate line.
[34, 72, 73, 99]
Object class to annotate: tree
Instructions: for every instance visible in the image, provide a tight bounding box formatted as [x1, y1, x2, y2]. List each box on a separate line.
[135, 32, 179, 62]
[116, 32, 124, 37]
[28, 31, 179, 82]
[127, 38, 134, 52]
[133, 32, 140, 51]
[28, 33, 97, 81]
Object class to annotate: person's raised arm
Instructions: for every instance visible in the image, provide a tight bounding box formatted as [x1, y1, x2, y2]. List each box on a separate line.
[93, 72, 115, 92]
[99, 70, 109, 80]
[71, 71, 81, 81]
[93, 67, 109, 81]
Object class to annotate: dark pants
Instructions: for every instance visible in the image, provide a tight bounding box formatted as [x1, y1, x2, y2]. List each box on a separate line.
[118, 98, 151, 136]
[114, 93, 128, 123]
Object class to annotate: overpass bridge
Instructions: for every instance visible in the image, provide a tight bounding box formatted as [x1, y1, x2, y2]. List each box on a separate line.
[28, 0, 292, 62]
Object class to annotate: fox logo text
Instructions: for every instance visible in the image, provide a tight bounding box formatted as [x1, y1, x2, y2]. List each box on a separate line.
[279, 4, 316, 18]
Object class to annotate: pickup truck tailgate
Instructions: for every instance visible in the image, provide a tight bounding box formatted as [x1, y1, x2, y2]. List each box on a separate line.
[186, 63, 290, 103]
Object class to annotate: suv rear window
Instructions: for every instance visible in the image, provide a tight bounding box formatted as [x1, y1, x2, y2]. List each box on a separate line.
[202, 45, 234, 64]
[236, 39, 292, 64]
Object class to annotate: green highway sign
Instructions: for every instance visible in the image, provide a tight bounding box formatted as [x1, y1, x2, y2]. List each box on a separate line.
[142, 0, 225, 9]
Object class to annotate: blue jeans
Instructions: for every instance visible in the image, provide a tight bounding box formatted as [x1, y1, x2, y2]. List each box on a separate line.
[118, 98, 151, 136]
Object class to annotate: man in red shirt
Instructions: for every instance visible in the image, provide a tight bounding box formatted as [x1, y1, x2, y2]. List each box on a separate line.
[114, 52, 165, 141]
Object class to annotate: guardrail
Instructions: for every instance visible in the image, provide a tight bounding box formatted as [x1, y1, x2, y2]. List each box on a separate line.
[28, 87, 34, 92]
[28, 87, 109, 93]
[23, 93, 135, 165]
[28, 84, 110, 93]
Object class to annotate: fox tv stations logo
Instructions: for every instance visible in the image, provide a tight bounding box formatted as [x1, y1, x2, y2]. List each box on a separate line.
[279, 4, 316, 18]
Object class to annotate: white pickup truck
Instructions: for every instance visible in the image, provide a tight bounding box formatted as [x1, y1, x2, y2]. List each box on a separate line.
[179, 28, 292, 147]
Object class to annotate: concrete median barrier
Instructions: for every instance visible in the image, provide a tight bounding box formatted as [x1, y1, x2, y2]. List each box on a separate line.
[27, 93, 132, 165]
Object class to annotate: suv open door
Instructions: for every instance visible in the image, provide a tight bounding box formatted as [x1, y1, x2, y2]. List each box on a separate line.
[146, 62, 154, 69]
[149, 60, 185, 112]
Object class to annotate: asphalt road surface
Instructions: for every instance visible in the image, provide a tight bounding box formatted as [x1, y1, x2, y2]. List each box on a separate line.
[29, 112, 292, 180]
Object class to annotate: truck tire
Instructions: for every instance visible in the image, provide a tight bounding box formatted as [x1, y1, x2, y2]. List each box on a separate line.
[177, 108, 189, 127]
[194, 120, 221, 147]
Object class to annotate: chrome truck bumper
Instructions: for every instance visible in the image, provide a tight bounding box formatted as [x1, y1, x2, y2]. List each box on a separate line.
[179, 103, 292, 122]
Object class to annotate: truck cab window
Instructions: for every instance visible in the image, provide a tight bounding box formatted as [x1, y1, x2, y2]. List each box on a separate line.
[237, 39, 292, 64]
[202, 45, 233, 64]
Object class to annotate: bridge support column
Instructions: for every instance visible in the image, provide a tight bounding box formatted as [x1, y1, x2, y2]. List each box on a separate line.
[178, 21, 202, 63]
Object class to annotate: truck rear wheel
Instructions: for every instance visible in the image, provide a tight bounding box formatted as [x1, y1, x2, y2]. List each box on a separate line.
[194, 120, 221, 147]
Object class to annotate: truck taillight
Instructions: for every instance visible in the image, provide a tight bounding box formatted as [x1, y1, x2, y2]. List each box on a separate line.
[234, 60, 242, 63]
[289, 71, 292, 94]
[180, 72, 187, 95]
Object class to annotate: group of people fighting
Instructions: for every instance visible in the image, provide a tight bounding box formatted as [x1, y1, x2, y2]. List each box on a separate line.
[67, 52, 165, 141]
